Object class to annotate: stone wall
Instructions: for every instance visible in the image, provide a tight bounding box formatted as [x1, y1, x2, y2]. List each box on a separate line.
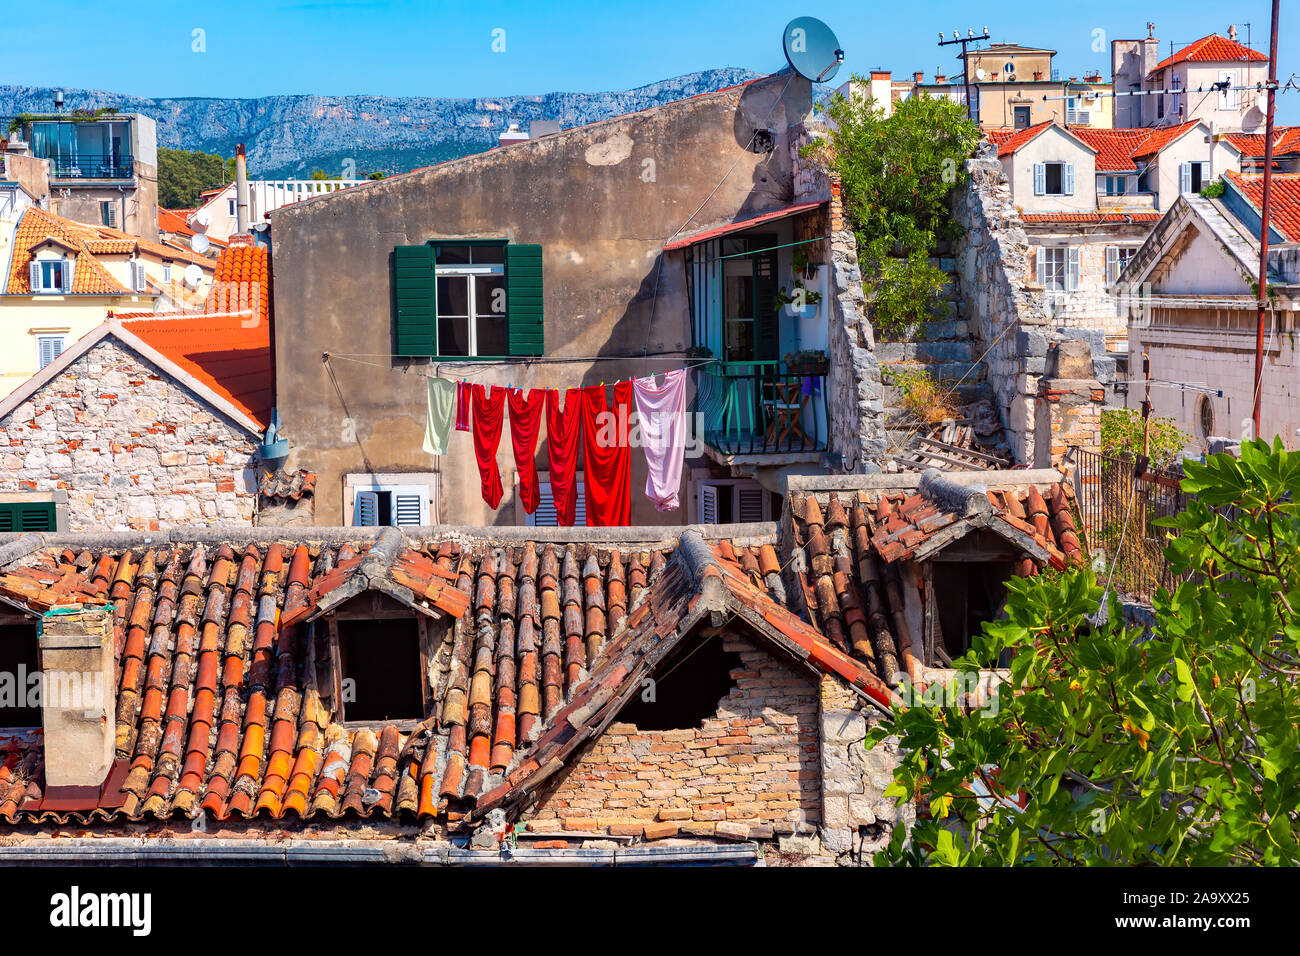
[0, 339, 260, 531]
[527, 634, 822, 842]
[817, 675, 910, 864]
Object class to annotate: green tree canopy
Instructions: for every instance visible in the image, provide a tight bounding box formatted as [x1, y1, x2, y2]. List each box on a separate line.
[873, 437, 1300, 866]
[157, 148, 235, 209]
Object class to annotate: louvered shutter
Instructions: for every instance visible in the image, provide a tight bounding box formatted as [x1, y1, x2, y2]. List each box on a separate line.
[529, 482, 559, 527]
[698, 483, 719, 525]
[1063, 163, 1074, 196]
[1105, 246, 1120, 285]
[1035, 247, 1046, 286]
[354, 491, 379, 526]
[1180, 162, 1192, 194]
[753, 241, 780, 361]
[394, 244, 437, 356]
[736, 482, 768, 522]
[29, 261, 40, 292]
[1066, 247, 1080, 292]
[505, 243, 543, 356]
[132, 260, 147, 292]
[0, 502, 56, 532]
[63, 259, 74, 293]
[38, 337, 63, 369]
[392, 492, 424, 526]
[1033, 163, 1046, 195]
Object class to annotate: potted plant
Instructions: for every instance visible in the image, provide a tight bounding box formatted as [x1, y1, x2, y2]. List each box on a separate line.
[783, 349, 829, 376]
[792, 246, 821, 280]
[774, 279, 823, 318]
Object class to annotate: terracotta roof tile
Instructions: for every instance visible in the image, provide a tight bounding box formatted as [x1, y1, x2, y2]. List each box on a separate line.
[1150, 34, 1268, 74]
[1022, 212, 1162, 224]
[259, 468, 316, 501]
[1225, 170, 1300, 242]
[5, 207, 131, 295]
[993, 121, 1055, 156]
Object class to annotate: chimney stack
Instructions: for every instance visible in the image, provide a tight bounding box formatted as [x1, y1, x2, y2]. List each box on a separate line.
[935, 72, 947, 84]
[1228, 24, 1237, 42]
[913, 71, 925, 85]
[235, 143, 250, 235]
[498, 123, 529, 148]
[39, 605, 115, 790]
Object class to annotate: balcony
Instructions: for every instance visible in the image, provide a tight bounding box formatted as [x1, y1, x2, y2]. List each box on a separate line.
[46, 152, 134, 180]
[694, 360, 830, 462]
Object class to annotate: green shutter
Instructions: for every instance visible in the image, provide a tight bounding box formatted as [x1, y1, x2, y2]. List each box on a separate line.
[394, 244, 437, 356]
[752, 240, 780, 362]
[505, 243, 544, 356]
[0, 502, 56, 533]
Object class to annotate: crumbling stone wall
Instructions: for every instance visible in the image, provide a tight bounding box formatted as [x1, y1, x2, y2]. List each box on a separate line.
[526, 634, 821, 842]
[817, 675, 911, 865]
[0, 339, 260, 531]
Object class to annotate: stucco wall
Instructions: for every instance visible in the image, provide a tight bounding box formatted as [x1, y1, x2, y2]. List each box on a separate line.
[0, 338, 260, 530]
[270, 74, 813, 526]
[1004, 127, 1097, 214]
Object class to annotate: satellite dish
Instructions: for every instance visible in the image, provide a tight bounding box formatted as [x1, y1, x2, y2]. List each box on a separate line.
[192, 209, 211, 231]
[183, 264, 204, 288]
[975, 67, 987, 81]
[190, 233, 210, 254]
[782, 17, 844, 84]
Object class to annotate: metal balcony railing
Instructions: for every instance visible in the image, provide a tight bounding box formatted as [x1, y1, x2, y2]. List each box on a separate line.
[694, 360, 830, 457]
[45, 153, 133, 179]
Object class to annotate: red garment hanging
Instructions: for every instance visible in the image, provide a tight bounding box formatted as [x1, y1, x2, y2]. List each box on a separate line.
[581, 381, 632, 527]
[455, 380, 472, 431]
[472, 383, 507, 509]
[508, 388, 546, 516]
[545, 388, 584, 526]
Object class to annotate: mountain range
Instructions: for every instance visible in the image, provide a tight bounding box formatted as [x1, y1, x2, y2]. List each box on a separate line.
[0, 69, 763, 180]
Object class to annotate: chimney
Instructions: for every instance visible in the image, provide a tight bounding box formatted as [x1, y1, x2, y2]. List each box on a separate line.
[935, 72, 946, 84]
[39, 605, 115, 790]
[235, 143, 250, 235]
[498, 123, 529, 148]
[1228, 24, 1237, 42]
[913, 71, 924, 84]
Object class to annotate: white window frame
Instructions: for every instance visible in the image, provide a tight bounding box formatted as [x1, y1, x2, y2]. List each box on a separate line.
[36, 334, 65, 369]
[695, 478, 771, 525]
[1171, 73, 1182, 115]
[1035, 246, 1079, 293]
[30, 256, 72, 294]
[434, 245, 508, 357]
[227, 197, 236, 217]
[130, 259, 148, 292]
[1033, 161, 1074, 197]
[162, 263, 172, 283]
[1218, 70, 1238, 110]
[526, 472, 587, 527]
[344, 472, 437, 526]
[1180, 161, 1212, 195]
[1106, 245, 1139, 285]
[1066, 97, 1090, 126]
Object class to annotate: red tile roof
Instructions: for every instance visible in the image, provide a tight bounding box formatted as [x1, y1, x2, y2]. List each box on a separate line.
[0, 526, 892, 828]
[1225, 127, 1300, 158]
[1224, 170, 1300, 242]
[259, 468, 316, 502]
[5, 208, 132, 295]
[158, 206, 228, 249]
[1150, 34, 1268, 74]
[992, 121, 1055, 156]
[119, 242, 273, 428]
[1022, 212, 1162, 224]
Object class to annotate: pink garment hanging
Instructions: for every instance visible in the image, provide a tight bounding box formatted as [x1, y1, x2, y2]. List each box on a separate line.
[632, 367, 689, 511]
[508, 388, 546, 516]
[545, 388, 584, 527]
[455, 380, 473, 431]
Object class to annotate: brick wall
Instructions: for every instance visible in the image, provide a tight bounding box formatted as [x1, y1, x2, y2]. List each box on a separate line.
[526, 633, 822, 840]
[0, 339, 260, 531]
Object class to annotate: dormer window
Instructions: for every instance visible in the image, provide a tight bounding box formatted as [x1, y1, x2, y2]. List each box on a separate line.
[30, 257, 73, 294]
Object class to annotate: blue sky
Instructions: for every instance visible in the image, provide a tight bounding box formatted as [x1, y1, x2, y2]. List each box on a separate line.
[2, 0, 1295, 120]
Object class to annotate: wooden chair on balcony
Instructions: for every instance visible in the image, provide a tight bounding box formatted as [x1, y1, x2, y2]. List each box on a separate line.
[762, 380, 807, 449]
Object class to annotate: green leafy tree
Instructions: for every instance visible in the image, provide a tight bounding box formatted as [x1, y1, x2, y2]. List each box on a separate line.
[805, 81, 979, 339]
[872, 438, 1300, 866]
[1100, 407, 1191, 468]
[157, 148, 236, 209]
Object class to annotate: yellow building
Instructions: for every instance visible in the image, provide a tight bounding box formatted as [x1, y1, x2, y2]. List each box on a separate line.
[0, 206, 215, 399]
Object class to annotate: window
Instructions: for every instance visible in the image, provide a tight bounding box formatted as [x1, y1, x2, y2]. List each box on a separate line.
[614, 631, 742, 730]
[0, 624, 41, 728]
[1014, 106, 1031, 130]
[1035, 246, 1079, 292]
[1033, 162, 1074, 196]
[1106, 246, 1139, 285]
[227, 198, 236, 217]
[129, 259, 147, 292]
[335, 617, 425, 723]
[1157, 83, 1165, 119]
[527, 475, 587, 526]
[30, 257, 71, 294]
[1198, 395, 1216, 439]
[1181, 162, 1212, 195]
[352, 484, 429, 527]
[0, 501, 56, 532]
[1101, 175, 1128, 196]
[1171, 74, 1182, 116]
[1066, 97, 1090, 126]
[434, 243, 507, 357]
[393, 242, 542, 358]
[100, 200, 117, 228]
[36, 335, 65, 369]
[697, 479, 771, 524]
[1136, 169, 1152, 193]
[162, 263, 172, 283]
